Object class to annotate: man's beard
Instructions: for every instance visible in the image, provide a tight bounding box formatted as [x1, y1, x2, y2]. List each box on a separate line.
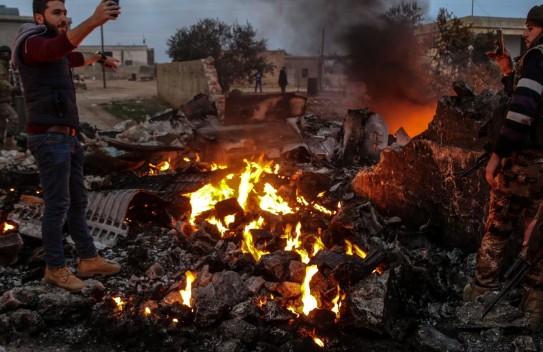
[43, 19, 67, 36]
[531, 32, 543, 49]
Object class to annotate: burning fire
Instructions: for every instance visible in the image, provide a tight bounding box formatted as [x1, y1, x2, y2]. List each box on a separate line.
[105, 155, 382, 341]
[345, 239, 367, 259]
[179, 270, 196, 307]
[284, 222, 310, 264]
[2, 222, 15, 234]
[148, 160, 171, 175]
[331, 286, 346, 318]
[313, 335, 325, 348]
[378, 101, 437, 137]
[241, 217, 269, 261]
[113, 296, 125, 311]
[301, 265, 319, 316]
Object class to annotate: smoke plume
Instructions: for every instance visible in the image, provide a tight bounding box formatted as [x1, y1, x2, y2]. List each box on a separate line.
[252, 0, 435, 135]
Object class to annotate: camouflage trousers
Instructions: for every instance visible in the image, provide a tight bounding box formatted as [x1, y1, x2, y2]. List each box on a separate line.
[0, 101, 18, 141]
[474, 150, 543, 289]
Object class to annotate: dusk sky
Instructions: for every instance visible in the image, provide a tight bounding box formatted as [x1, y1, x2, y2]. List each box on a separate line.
[0, 0, 537, 63]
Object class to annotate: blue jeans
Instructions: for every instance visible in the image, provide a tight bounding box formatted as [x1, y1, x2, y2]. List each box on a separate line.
[28, 132, 97, 268]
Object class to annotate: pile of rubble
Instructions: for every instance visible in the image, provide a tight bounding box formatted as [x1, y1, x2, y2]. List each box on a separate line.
[0, 86, 541, 352]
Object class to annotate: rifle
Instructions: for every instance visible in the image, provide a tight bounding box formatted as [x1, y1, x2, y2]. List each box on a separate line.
[460, 151, 491, 178]
[496, 29, 505, 56]
[481, 203, 543, 318]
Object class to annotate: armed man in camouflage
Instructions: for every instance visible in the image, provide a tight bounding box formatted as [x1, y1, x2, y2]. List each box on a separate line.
[0, 45, 19, 146]
[464, 5, 543, 331]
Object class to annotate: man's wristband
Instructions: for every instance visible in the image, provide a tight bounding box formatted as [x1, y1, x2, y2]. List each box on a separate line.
[94, 51, 107, 64]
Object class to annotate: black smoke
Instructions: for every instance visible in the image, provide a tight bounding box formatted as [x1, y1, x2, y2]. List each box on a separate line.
[251, 0, 435, 135]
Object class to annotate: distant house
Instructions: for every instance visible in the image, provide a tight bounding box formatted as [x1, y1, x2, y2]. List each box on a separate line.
[417, 16, 526, 59]
[75, 45, 156, 80]
[0, 5, 33, 49]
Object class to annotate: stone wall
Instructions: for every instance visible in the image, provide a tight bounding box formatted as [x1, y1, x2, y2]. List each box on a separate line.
[156, 57, 224, 117]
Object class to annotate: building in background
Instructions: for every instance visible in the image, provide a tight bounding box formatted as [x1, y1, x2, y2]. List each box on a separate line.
[0, 5, 33, 48]
[75, 45, 155, 80]
[417, 16, 525, 59]
[0, 5, 155, 81]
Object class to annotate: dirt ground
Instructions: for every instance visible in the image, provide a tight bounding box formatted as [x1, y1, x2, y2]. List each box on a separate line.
[76, 78, 158, 130]
[76, 79, 344, 130]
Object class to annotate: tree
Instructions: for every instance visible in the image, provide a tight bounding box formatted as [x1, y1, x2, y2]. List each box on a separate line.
[433, 8, 473, 75]
[167, 18, 274, 92]
[382, 1, 424, 26]
[430, 8, 501, 93]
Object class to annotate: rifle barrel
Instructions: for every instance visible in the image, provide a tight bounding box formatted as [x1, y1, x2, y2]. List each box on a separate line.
[460, 153, 491, 178]
[481, 263, 529, 318]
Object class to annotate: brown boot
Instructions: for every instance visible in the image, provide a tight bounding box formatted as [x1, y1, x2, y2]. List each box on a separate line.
[520, 288, 543, 332]
[44, 266, 85, 292]
[463, 282, 497, 302]
[77, 256, 120, 278]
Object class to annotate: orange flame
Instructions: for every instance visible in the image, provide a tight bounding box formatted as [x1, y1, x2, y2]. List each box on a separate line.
[312, 233, 325, 257]
[283, 222, 310, 264]
[313, 336, 325, 348]
[301, 265, 319, 316]
[2, 222, 15, 233]
[237, 159, 274, 209]
[148, 160, 171, 175]
[179, 270, 196, 307]
[331, 286, 346, 318]
[241, 217, 269, 261]
[345, 240, 367, 259]
[113, 296, 125, 311]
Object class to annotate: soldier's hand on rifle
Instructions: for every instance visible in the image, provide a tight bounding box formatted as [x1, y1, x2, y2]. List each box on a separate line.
[485, 153, 502, 188]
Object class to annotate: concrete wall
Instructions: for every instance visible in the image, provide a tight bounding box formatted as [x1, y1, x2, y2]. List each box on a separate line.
[0, 15, 34, 49]
[156, 58, 223, 114]
[261, 50, 285, 86]
[284, 56, 320, 91]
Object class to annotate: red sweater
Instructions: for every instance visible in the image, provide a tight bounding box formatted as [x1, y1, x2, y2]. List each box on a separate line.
[22, 32, 84, 67]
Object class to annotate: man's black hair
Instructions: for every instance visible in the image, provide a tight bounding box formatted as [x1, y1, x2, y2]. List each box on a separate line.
[33, 0, 65, 16]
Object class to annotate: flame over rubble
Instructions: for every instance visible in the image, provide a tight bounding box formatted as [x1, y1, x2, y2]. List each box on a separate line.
[112, 157, 380, 348]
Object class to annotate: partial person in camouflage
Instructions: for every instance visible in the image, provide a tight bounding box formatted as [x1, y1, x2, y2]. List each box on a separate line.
[464, 5, 543, 331]
[0, 45, 18, 146]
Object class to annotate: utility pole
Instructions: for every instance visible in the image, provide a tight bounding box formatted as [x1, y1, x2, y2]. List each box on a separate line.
[471, 0, 474, 16]
[318, 27, 325, 92]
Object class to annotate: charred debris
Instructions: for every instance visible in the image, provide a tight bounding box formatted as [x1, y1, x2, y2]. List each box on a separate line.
[0, 86, 539, 352]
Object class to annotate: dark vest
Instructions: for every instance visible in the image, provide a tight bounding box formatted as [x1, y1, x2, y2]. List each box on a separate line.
[513, 45, 543, 148]
[18, 46, 78, 128]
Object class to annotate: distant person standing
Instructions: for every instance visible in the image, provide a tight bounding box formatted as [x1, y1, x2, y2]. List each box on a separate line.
[278, 66, 288, 94]
[254, 69, 262, 93]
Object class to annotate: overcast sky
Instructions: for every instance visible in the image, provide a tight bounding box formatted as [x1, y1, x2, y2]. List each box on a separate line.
[0, 0, 537, 63]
